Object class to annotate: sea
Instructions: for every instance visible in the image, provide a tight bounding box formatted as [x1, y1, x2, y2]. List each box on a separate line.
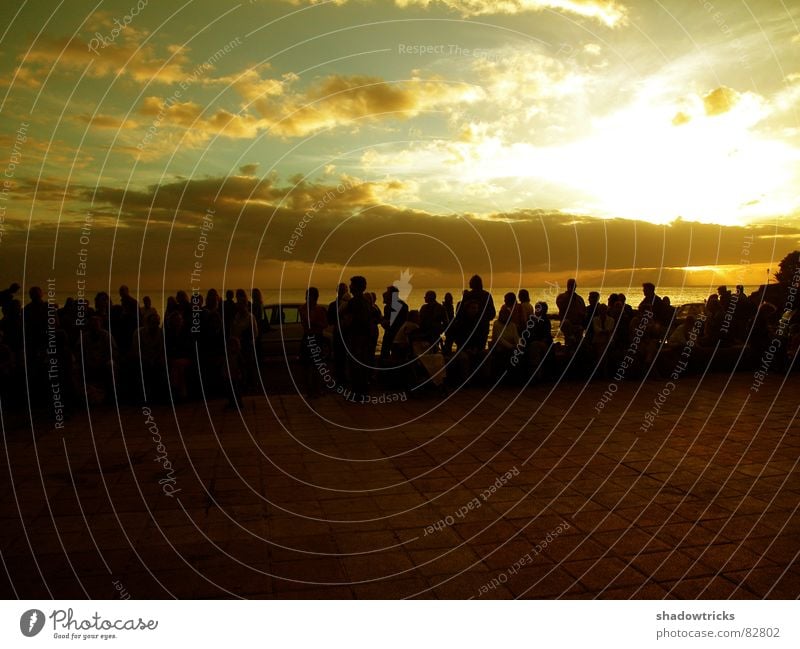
[137, 285, 714, 314]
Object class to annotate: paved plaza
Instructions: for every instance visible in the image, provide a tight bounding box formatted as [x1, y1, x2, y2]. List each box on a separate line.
[1, 372, 798, 599]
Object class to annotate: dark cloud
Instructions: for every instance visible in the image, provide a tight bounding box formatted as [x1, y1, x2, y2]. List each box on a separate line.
[4, 173, 797, 292]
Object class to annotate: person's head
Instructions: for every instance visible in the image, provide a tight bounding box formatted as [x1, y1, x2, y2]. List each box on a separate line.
[589, 291, 600, 305]
[8, 283, 20, 294]
[383, 285, 399, 304]
[736, 284, 745, 295]
[143, 295, 152, 308]
[444, 292, 453, 305]
[176, 290, 189, 304]
[535, 301, 548, 316]
[425, 290, 436, 304]
[663, 296, 671, 307]
[717, 285, 727, 297]
[29, 286, 43, 302]
[306, 287, 319, 305]
[566, 278, 576, 291]
[608, 293, 619, 306]
[337, 282, 348, 299]
[95, 291, 109, 310]
[642, 282, 655, 297]
[252, 288, 262, 302]
[350, 275, 367, 296]
[619, 293, 627, 304]
[166, 296, 177, 313]
[225, 289, 234, 301]
[119, 285, 130, 298]
[504, 292, 516, 308]
[518, 289, 530, 304]
[596, 304, 608, 317]
[235, 288, 247, 305]
[407, 309, 420, 325]
[469, 275, 483, 291]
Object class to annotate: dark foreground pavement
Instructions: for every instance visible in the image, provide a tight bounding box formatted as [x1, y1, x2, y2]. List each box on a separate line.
[1, 372, 798, 599]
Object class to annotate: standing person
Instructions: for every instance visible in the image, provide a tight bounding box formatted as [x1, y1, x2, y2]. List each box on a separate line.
[251, 288, 265, 336]
[342, 276, 373, 397]
[458, 275, 496, 352]
[0, 283, 20, 311]
[223, 289, 236, 335]
[639, 282, 668, 327]
[299, 287, 329, 398]
[583, 291, 600, 345]
[419, 290, 447, 346]
[442, 292, 456, 354]
[365, 292, 382, 360]
[327, 282, 351, 382]
[556, 278, 586, 347]
[380, 286, 408, 361]
[141, 296, 158, 322]
[231, 294, 258, 392]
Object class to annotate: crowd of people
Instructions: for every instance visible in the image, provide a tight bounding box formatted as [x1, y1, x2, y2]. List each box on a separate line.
[0, 274, 797, 414]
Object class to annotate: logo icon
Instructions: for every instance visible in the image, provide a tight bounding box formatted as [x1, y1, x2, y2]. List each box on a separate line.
[20, 609, 45, 637]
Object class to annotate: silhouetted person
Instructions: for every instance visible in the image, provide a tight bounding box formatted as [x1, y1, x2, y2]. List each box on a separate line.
[251, 288, 265, 336]
[458, 275, 496, 351]
[443, 292, 456, 353]
[141, 295, 158, 322]
[0, 282, 20, 311]
[518, 289, 534, 327]
[556, 279, 586, 348]
[223, 289, 236, 334]
[299, 287, 329, 398]
[419, 290, 447, 346]
[639, 282, 669, 327]
[381, 286, 408, 360]
[327, 282, 350, 381]
[584, 291, 600, 344]
[165, 311, 192, 400]
[342, 276, 373, 396]
[23, 286, 48, 354]
[131, 311, 166, 400]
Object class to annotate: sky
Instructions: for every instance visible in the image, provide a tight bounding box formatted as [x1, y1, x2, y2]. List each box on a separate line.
[0, 0, 799, 296]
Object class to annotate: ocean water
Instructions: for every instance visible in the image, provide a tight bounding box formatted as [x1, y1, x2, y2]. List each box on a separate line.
[51, 285, 715, 316]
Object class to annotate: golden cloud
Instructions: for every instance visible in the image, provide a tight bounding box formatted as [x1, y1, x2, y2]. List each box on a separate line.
[703, 86, 740, 116]
[295, 0, 628, 27]
[74, 114, 139, 129]
[5, 34, 195, 88]
[254, 74, 482, 137]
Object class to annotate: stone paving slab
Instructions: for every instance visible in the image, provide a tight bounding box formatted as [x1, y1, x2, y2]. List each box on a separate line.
[0, 373, 798, 599]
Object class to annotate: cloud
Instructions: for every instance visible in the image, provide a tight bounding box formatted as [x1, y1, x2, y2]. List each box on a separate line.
[73, 114, 139, 129]
[672, 111, 691, 126]
[239, 163, 260, 176]
[251, 74, 483, 137]
[7, 35, 194, 86]
[294, 0, 628, 27]
[129, 73, 481, 152]
[703, 86, 740, 116]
